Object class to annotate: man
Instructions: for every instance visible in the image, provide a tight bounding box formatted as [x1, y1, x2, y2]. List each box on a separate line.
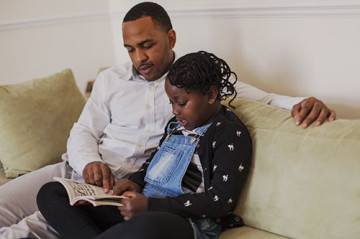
[0, 2, 335, 238]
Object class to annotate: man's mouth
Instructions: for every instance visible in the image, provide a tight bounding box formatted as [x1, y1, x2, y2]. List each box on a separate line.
[138, 64, 153, 75]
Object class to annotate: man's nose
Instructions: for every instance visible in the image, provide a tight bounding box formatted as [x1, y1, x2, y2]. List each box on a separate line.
[135, 49, 147, 63]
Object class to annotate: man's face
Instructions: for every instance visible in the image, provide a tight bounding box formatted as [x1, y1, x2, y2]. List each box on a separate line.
[122, 16, 176, 82]
[165, 80, 217, 131]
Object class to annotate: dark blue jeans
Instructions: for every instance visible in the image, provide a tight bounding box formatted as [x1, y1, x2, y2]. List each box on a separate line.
[37, 182, 194, 239]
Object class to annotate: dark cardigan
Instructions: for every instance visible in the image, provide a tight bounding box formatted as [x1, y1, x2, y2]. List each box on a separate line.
[129, 105, 252, 228]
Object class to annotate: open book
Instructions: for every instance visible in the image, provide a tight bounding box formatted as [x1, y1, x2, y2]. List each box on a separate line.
[54, 177, 127, 207]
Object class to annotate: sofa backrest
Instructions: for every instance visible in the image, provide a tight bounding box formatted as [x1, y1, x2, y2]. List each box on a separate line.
[226, 99, 360, 239]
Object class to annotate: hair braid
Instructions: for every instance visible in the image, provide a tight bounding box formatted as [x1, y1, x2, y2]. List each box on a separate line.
[167, 51, 238, 108]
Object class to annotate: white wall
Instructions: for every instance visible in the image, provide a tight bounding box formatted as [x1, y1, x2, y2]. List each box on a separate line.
[1, 0, 359, 119]
[0, 0, 114, 92]
[109, 0, 360, 119]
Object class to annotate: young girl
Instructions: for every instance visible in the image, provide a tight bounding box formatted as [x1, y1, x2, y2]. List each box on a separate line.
[37, 51, 252, 239]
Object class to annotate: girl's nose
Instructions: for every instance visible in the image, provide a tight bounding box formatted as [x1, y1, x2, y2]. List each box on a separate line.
[172, 105, 180, 116]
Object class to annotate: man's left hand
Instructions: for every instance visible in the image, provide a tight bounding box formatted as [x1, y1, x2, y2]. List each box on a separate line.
[291, 97, 336, 128]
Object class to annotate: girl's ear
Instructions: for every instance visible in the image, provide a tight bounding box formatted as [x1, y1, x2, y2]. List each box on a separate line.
[207, 86, 218, 104]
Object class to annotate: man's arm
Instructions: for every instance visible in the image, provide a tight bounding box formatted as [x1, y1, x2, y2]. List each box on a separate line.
[234, 81, 336, 128]
[66, 72, 115, 192]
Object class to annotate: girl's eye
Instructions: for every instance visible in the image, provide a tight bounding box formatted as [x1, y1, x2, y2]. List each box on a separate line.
[169, 100, 187, 106]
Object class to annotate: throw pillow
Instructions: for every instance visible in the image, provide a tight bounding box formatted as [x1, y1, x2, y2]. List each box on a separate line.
[0, 69, 85, 178]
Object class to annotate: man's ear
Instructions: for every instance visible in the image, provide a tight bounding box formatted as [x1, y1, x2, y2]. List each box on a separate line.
[167, 29, 176, 49]
[208, 86, 218, 104]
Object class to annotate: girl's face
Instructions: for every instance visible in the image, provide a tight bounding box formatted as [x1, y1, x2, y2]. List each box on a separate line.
[165, 79, 220, 130]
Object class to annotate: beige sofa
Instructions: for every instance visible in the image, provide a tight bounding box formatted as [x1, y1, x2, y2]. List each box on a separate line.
[1, 69, 359, 238]
[220, 99, 360, 239]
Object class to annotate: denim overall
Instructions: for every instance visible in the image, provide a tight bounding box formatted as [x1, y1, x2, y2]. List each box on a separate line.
[143, 122, 222, 239]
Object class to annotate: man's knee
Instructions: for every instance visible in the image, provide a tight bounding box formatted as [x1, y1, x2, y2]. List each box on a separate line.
[0, 162, 71, 227]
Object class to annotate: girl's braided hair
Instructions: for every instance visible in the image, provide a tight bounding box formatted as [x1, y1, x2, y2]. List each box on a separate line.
[167, 51, 238, 108]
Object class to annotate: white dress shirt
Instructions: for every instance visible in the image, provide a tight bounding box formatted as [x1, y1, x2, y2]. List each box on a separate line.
[64, 62, 173, 179]
[63, 60, 304, 179]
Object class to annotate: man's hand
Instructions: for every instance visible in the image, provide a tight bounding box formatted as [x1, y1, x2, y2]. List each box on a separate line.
[82, 162, 115, 193]
[291, 97, 336, 128]
[118, 191, 148, 221]
[112, 179, 141, 196]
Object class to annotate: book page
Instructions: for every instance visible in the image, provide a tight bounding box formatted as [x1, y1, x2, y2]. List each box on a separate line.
[54, 177, 128, 206]
[54, 177, 105, 198]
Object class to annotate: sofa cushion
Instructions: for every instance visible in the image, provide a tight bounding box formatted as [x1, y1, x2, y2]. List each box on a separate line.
[220, 226, 288, 239]
[224, 99, 360, 239]
[0, 69, 85, 178]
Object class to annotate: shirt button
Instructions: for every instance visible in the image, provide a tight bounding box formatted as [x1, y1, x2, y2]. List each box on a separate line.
[146, 104, 151, 110]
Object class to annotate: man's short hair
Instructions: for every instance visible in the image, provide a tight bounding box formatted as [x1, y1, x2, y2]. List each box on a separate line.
[123, 2, 173, 32]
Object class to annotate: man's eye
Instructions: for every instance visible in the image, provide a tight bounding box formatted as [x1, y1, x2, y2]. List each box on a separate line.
[178, 102, 187, 107]
[143, 44, 154, 49]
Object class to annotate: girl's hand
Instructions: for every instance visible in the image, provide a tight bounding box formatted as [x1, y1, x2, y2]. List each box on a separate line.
[112, 179, 141, 196]
[118, 191, 148, 221]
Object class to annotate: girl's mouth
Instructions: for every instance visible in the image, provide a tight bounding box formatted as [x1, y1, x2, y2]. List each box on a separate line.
[179, 119, 188, 127]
